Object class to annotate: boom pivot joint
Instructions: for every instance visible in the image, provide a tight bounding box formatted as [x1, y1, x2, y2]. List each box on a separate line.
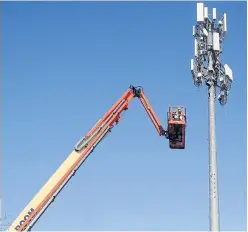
[129, 85, 142, 98]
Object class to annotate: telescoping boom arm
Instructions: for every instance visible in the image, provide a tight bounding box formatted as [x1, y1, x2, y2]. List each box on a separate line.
[8, 85, 186, 232]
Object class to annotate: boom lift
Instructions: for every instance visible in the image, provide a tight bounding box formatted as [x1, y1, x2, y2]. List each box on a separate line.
[7, 85, 187, 232]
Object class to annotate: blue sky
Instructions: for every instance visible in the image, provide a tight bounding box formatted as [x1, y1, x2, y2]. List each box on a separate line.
[2, 1, 247, 231]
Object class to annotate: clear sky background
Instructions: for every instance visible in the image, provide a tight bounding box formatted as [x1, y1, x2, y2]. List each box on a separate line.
[2, 1, 247, 231]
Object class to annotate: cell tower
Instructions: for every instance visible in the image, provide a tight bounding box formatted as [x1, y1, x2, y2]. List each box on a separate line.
[190, 2, 233, 232]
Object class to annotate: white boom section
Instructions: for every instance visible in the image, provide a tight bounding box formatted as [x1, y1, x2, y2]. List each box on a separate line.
[7, 97, 129, 232]
[8, 127, 111, 232]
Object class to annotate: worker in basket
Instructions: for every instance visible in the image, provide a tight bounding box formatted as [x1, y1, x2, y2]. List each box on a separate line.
[173, 107, 183, 121]
[171, 107, 183, 141]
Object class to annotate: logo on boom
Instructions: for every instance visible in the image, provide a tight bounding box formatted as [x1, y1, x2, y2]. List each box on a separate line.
[15, 208, 34, 231]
